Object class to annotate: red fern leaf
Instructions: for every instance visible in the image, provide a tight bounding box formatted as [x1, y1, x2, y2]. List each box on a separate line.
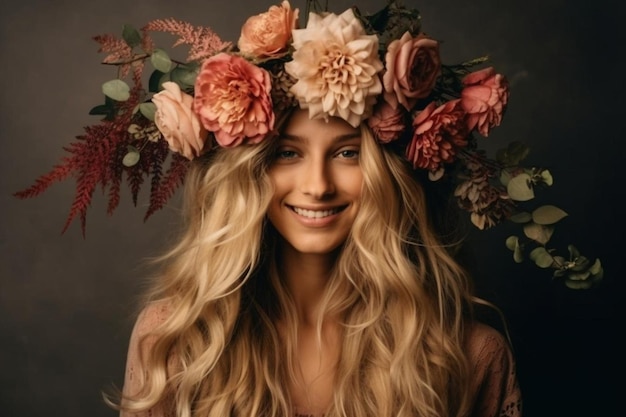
[144, 153, 189, 221]
[143, 18, 231, 62]
[93, 34, 132, 61]
[14, 159, 74, 199]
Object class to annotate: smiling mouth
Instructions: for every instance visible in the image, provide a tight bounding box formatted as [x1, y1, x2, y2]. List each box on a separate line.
[290, 205, 346, 219]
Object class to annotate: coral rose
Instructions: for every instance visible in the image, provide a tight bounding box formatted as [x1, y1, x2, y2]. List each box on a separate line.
[407, 99, 469, 172]
[368, 94, 407, 143]
[152, 81, 208, 160]
[238, 0, 299, 60]
[383, 32, 441, 111]
[193, 53, 274, 147]
[461, 66, 509, 136]
[284, 8, 383, 128]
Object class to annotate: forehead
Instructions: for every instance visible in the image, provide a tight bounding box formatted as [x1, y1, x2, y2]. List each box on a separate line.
[281, 109, 361, 139]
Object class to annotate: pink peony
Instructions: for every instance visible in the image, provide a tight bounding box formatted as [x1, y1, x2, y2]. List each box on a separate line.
[461, 66, 509, 136]
[237, 1, 299, 60]
[152, 81, 208, 160]
[407, 99, 469, 172]
[367, 94, 407, 143]
[193, 53, 274, 147]
[383, 32, 441, 111]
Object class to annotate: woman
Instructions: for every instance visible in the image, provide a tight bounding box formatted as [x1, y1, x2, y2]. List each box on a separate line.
[115, 105, 521, 417]
[73, 0, 524, 415]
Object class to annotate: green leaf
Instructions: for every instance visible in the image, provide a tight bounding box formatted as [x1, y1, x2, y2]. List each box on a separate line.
[532, 205, 568, 225]
[170, 66, 199, 88]
[568, 245, 581, 259]
[510, 211, 532, 224]
[513, 245, 524, 263]
[523, 223, 554, 245]
[540, 169, 553, 186]
[567, 271, 591, 281]
[589, 259, 603, 275]
[102, 79, 130, 101]
[507, 173, 534, 201]
[530, 247, 554, 268]
[499, 169, 512, 187]
[148, 70, 165, 93]
[151, 49, 172, 73]
[122, 24, 142, 48]
[122, 146, 140, 167]
[139, 102, 157, 121]
[565, 279, 594, 290]
[505, 235, 519, 251]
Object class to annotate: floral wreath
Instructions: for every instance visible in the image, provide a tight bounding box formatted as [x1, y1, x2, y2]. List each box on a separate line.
[15, 0, 602, 289]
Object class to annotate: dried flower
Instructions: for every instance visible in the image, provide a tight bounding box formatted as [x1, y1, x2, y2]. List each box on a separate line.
[284, 8, 383, 127]
[193, 53, 275, 147]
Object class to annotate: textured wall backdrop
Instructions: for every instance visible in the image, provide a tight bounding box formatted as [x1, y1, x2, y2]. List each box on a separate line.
[1, 0, 622, 416]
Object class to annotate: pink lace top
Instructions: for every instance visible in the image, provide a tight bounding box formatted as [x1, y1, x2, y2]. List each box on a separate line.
[120, 303, 522, 417]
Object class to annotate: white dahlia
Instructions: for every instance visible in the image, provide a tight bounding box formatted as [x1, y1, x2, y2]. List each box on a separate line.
[284, 8, 383, 127]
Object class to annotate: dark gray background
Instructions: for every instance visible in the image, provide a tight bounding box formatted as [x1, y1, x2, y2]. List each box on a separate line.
[1, 0, 622, 416]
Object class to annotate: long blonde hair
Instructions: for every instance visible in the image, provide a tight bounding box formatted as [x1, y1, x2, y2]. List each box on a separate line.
[116, 123, 476, 417]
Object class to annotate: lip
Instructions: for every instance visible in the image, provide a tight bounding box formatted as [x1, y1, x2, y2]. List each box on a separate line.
[287, 204, 348, 227]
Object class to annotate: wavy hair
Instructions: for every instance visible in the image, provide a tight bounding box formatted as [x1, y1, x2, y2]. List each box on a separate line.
[114, 123, 476, 417]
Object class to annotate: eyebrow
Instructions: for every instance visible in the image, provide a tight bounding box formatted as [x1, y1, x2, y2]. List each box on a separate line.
[279, 132, 362, 143]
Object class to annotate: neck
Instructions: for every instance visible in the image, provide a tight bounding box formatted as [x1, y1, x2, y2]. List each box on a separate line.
[277, 242, 338, 326]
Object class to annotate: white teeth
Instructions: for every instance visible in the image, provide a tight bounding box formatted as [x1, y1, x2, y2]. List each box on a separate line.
[292, 207, 340, 219]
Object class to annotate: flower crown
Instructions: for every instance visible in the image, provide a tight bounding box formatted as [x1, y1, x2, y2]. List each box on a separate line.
[15, 0, 603, 288]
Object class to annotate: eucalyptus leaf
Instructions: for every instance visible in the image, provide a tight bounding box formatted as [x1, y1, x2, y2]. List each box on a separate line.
[541, 169, 554, 186]
[568, 245, 581, 259]
[149, 70, 165, 93]
[139, 102, 157, 121]
[529, 247, 554, 268]
[102, 79, 130, 102]
[565, 279, 594, 290]
[532, 205, 568, 225]
[170, 66, 199, 88]
[505, 235, 519, 251]
[122, 24, 141, 48]
[507, 173, 534, 201]
[122, 146, 140, 167]
[151, 49, 172, 73]
[523, 223, 554, 245]
[513, 245, 524, 263]
[589, 259, 603, 275]
[567, 271, 591, 281]
[499, 169, 512, 187]
[571, 256, 590, 271]
[510, 212, 532, 224]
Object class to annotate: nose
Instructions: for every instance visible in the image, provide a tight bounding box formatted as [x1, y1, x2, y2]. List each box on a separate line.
[300, 156, 335, 199]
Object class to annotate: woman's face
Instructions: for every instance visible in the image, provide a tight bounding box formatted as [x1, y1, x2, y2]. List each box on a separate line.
[267, 109, 363, 257]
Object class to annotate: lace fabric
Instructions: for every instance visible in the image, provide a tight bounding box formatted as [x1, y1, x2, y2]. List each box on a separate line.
[120, 304, 522, 417]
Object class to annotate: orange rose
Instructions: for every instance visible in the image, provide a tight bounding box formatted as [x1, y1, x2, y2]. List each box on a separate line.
[238, 1, 299, 60]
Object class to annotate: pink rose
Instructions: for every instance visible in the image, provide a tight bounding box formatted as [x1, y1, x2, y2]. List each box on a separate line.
[238, 1, 299, 60]
[383, 31, 441, 111]
[461, 66, 509, 136]
[193, 53, 275, 147]
[152, 81, 208, 160]
[367, 93, 407, 143]
[407, 99, 469, 172]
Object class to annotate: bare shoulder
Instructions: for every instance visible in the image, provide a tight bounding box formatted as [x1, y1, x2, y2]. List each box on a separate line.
[130, 300, 173, 339]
